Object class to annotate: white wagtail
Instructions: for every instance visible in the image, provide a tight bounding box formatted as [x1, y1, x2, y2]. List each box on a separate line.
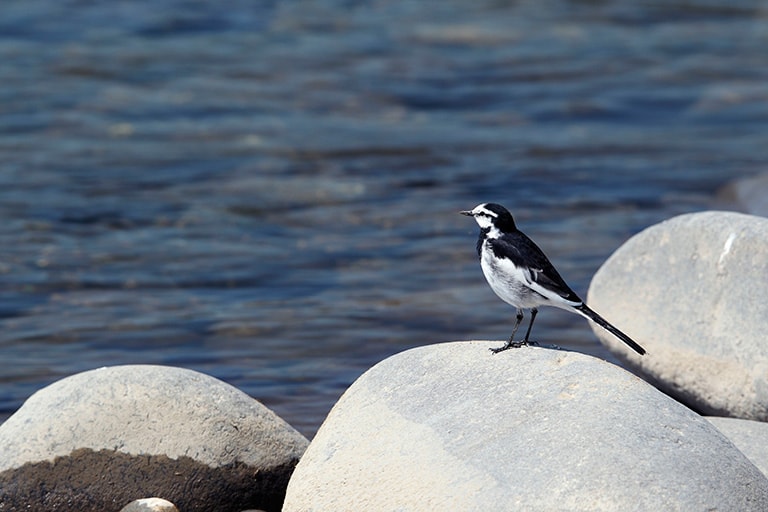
[461, 203, 646, 355]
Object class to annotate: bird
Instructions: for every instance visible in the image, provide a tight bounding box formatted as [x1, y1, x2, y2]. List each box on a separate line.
[460, 202, 646, 355]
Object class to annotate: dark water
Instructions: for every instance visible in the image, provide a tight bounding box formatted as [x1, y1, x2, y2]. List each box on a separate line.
[1, 0, 767, 438]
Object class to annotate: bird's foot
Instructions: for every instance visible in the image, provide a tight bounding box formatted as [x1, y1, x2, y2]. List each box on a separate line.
[489, 340, 538, 354]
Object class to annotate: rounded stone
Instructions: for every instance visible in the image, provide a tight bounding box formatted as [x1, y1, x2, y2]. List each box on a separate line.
[283, 342, 768, 511]
[718, 171, 768, 216]
[587, 211, 768, 420]
[120, 497, 179, 512]
[707, 416, 768, 477]
[0, 365, 309, 512]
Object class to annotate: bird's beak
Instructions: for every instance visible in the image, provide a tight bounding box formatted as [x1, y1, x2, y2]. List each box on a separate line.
[459, 210, 474, 216]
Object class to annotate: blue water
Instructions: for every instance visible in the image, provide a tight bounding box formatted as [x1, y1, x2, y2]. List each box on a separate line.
[1, 0, 767, 437]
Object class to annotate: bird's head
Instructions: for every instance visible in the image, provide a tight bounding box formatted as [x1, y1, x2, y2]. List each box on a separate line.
[460, 203, 517, 232]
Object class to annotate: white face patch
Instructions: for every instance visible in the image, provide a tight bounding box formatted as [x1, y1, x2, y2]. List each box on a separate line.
[469, 203, 498, 230]
[472, 203, 497, 217]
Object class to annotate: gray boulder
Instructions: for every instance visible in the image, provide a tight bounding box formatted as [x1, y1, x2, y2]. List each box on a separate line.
[587, 211, 768, 420]
[0, 365, 308, 512]
[718, 171, 768, 216]
[708, 416, 768, 477]
[120, 498, 179, 512]
[283, 342, 768, 511]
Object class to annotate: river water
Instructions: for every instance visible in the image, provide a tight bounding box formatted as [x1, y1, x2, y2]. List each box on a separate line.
[1, 0, 767, 437]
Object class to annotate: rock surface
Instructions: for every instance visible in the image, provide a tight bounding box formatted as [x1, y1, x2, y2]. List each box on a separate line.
[707, 416, 768, 477]
[588, 211, 768, 420]
[283, 341, 768, 511]
[0, 365, 308, 512]
[717, 171, 768, 217]
[120, 497, 179, 512]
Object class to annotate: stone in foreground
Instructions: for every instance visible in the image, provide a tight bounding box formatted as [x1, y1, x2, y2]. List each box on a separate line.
[707, 416, 768, 477]
[283, 342, 768, 512]
[0, 365, 308, 512]
[120, 498, 179, 512]
[588, 211, 768, 420]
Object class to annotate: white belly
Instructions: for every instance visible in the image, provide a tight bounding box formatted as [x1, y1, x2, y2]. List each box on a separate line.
[480, 247, 545, 310]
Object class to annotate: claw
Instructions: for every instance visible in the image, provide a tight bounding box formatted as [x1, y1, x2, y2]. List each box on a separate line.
[489, 340, 538, 354]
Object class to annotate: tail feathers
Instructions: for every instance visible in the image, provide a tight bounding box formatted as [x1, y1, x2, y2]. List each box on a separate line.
[575, 304, 646, 356]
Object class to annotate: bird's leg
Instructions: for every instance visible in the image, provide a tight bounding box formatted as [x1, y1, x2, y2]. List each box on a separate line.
[522, 307, 539, 346]
[490, 309, 525, 353]
[509, 309, 524, 341]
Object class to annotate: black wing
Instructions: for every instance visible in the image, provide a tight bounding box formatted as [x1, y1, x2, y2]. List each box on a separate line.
[488, 230, 582, 303]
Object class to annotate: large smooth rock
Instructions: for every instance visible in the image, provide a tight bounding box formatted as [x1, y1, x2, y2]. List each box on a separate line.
[718, 171, 768, 217]
[707, 416, 768, 477]
[587, 211, 768, 420]
[120, 498, 179, 512]
[0, 365, 308, 512]
[283, 342, 768, 511]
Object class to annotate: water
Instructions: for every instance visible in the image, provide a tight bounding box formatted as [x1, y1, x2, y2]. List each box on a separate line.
[1, 0, 767, 438]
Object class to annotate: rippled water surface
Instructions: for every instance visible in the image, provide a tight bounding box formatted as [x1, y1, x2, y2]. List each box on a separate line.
[2, 0, 768, 437]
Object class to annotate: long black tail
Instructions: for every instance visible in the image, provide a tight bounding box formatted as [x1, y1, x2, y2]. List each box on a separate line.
[574, 304, 646, 356]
